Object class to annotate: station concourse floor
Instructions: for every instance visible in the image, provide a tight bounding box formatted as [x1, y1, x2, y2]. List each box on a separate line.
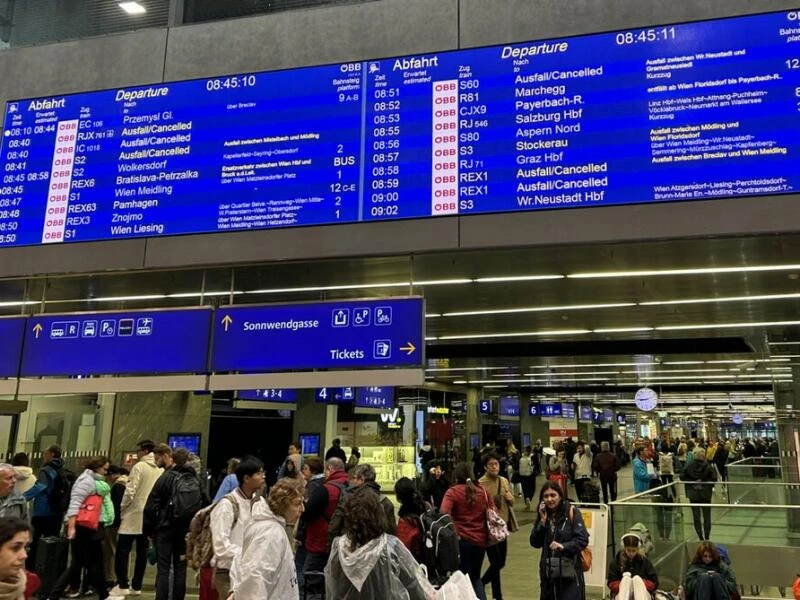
[98, 463, 786, 600]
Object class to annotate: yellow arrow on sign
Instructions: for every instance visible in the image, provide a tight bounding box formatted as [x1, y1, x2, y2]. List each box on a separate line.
[400, 341, 416, 355]
[32, 323, 43, 339]
[221, 315, 233, 332]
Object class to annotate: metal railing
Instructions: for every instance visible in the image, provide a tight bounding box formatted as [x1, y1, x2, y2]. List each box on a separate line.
[609, 481, 800, 593]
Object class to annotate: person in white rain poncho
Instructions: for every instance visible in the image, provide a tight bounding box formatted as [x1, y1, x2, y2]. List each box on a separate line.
[228, 479, 305, 600]
[325, 488, 435, 600]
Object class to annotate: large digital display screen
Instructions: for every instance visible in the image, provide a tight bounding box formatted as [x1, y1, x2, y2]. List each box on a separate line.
[499, 396, 520, 417]
[0, 10, 798, 247]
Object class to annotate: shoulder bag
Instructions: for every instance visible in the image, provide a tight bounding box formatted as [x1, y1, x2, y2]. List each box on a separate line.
[76, 493, 102, 530]
[481, 487, 508, 545]
[567, 505, 592, 572]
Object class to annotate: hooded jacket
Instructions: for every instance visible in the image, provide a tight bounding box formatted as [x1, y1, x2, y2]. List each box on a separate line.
[67, 469, 103, 519]
[685, 560, 737, 600]
[681, 457, 716, 503]
[119, 453, 163, 535]
[0, 489, 27, 522]
[324, 533, 434, 600]
[230, 503, 298, 599]
[24, 458, 64, 518]
[12, 467, 34, 495]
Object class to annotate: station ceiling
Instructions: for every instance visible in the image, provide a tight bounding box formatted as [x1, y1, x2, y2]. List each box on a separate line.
[4, 231, 800, 418]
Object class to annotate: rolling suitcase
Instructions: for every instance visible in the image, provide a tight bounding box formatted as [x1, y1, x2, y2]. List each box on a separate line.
[34, 536, 68, 599]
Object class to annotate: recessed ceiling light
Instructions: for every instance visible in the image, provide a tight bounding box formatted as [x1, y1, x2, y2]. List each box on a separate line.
[568, 264, 800, 279]
[436, 329, 591, 341]
[119, 2, 146, 14]
[656, 320, 800, 331]
[473, 275, 564, 283]
[442, 302, 634, 318]
[592, 327, 654, 333]
[640, 292, 800, 306]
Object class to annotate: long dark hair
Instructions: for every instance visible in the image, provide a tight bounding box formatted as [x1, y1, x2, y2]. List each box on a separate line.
[453, 462, 478, 507]
[539, 481, 566, 515]
[394, 477, 426, 518]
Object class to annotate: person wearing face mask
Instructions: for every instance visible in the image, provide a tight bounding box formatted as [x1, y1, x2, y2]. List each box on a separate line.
[228, 479, 305, 599]
[531, 481, 589, 600]
[607, 533, 658, 600]
[684, 542, 737, 600]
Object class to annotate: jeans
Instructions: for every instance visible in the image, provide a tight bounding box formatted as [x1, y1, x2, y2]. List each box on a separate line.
[481, 539, 507, 599]
[155, 531, 187, 600]
[459, 539, 487, 600]
[600, 478, 618, 504]
[691, 504, 712, 540]
[303, 551, 329, 597]
[295, 545, 308, 596]
[51, 526, 108, 600]
[103, 526, 118, 583]
[115, 533, 149, 590]
[695, 572, 732, 600]
[28, 515, 62, 571]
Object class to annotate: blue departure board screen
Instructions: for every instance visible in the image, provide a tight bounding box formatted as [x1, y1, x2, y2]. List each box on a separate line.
[0, 10, 798, 246]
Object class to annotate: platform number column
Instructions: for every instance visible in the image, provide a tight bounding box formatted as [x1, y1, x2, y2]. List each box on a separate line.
[431, 80, 459, 215]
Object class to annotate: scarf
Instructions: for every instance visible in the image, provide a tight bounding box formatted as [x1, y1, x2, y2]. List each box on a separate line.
[0, 571, 26, 600]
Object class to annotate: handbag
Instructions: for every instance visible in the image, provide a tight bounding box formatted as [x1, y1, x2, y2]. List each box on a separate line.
[482, 488, 508, 545]
[567, 506, 592, 572]
[546, 556, 576, 579]
[76, 494, 102, 530]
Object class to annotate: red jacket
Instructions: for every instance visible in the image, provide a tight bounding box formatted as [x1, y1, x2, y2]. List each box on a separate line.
[304, 469, 349, 554]
[440, 483, 494, 548]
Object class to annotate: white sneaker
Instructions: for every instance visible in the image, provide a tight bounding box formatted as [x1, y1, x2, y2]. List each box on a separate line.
[107, 587, 130, 597]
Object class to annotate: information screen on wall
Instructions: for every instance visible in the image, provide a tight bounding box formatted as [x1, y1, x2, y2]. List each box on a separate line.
[0, 10, 798, 247]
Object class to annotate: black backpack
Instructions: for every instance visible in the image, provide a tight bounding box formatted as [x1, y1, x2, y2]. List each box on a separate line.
[170, 472, 204, 522]
[49, 466, 76, 515]
[419, 507, 460, 586]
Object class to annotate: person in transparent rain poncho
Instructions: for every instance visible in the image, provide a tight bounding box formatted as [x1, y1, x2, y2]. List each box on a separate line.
[325, 487, 435, 600]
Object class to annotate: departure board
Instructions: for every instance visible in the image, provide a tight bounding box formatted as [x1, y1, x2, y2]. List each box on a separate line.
[0, 10, 799, 246]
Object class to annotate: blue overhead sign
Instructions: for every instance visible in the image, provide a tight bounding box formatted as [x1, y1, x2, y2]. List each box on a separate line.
[355, 386, 394, 409]
[0, 318, 25, 378]
[315, 387, 355, 404]
[238, 388, 298, 403]
[211, 297, 424, 372]
[21, 308, 212, 376]
[479, 399, 492, 415]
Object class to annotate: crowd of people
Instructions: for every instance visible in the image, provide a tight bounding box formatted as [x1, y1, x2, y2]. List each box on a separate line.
[0, 431, 774, 600]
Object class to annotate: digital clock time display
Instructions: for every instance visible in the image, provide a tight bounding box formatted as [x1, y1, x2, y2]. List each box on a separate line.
[205, 75, 257, 91]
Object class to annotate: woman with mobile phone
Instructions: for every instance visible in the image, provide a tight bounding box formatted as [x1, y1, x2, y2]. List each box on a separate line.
[530, 481, 589, 600]
[684, 542, 737, 600]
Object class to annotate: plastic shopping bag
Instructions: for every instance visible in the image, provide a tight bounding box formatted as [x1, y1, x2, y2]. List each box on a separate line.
[436, 570, 479, 599]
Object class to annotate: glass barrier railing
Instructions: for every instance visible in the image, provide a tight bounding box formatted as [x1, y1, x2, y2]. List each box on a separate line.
[727, 456, 783, 483]
[609, 481, 800, 596]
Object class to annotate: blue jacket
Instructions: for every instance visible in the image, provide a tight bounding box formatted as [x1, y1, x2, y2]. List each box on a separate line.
[24, 458, 64, 518]
[633, 457, 655, 494]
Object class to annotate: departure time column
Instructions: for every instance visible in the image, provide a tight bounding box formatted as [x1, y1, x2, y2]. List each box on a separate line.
[366, 66, 402, 219]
